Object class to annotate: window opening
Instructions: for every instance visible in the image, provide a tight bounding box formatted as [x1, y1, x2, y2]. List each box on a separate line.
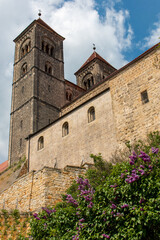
[20, 138, 22, 148]
[38, 136, 44, 150]
[141, 90, 149, 104]
[88, 107, 95, 123]
[62, 122, 69, 137]
[46, 45, 49, 54]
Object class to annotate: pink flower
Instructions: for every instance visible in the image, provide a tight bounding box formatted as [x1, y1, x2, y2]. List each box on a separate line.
[102, 234, 110, 238]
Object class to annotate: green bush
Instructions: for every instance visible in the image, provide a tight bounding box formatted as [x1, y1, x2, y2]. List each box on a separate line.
[30, 132, 160, 240]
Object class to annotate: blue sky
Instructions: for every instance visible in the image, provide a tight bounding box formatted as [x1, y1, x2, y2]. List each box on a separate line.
[0, 0, 160, 164]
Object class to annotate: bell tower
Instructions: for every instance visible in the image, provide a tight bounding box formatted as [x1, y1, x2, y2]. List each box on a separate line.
[8, 18, 65, 166]
[75, 50, 116, 90]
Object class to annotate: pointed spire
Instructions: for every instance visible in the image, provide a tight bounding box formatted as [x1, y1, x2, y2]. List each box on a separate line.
[93, 43, 96, 51]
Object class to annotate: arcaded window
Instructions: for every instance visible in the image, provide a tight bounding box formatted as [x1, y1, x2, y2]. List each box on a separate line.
[48, 67, 52, 75]
[45, 62, 53, 75]
[83, 73, 94, 90]
[62, 122, 69, 137]
[38, 136, 44, 150]
[141, 90, 149, 104]
[88, 106, 95, 123]
[21, 63, 27, 76]
[66, 91, 72, 101]
[41, 38, 55, 57]
[20, 38, 31, 58]
[50, 47, 54, 57]
[42, 41, 45, 51]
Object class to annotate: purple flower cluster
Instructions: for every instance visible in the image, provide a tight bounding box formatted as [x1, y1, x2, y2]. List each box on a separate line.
[102, 234, 110, 239]
[139, 151, 151, 163]
[77, 177, 94, 209]
[110, 203, 117, 209]
[151, 147, 159, 154]
[72, 234, 79, 240]
[33, 213, 40, 220]
[125, 171, 140, 183]
[110, 184, 118, 188]
[124, 149, 155, 184]
[42, 207, 56, 215]
[77, 178, 91, 190]
[129, 151, 138, 165]
[72, 178, 95, 239]
[121, 204, 129, 208]
[66, 194, 78, 207]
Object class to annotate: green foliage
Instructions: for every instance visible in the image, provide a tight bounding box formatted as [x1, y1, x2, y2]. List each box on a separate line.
[13, 156, 26, 172]
[86, 154, 113, 188]
[30, 132, 160, 240]
[0, 209, 30, 239]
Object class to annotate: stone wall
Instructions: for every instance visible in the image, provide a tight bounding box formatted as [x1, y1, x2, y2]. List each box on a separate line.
[28, 87, 117, 171]
[0, 166, 86, 213]
[109, 47, 160, 145]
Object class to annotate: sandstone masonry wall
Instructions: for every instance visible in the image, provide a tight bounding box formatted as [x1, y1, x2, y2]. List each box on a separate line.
[0, 166, 86, 213]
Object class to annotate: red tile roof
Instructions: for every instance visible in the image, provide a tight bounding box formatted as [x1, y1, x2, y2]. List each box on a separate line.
[0, 160, 8, 173]
[75, 51, 116, 75]
[14, 18, 65, 42]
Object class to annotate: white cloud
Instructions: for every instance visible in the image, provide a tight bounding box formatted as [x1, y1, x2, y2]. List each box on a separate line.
[143, 20, 160, 48]
[0, 0, 133, 164]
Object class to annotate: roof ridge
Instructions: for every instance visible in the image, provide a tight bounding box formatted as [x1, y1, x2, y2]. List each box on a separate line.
[75, 51, 116, 75]
[14, 18, 65, 42]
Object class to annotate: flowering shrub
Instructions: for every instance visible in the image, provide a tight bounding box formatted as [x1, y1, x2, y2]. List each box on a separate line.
[30, 132, 160, 240]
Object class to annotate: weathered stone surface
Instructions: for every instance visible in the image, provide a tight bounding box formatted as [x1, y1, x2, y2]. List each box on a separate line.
[0, 166, 86, 213]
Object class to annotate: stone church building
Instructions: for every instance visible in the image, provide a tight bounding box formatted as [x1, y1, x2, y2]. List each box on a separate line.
[8, 17, 160, 172]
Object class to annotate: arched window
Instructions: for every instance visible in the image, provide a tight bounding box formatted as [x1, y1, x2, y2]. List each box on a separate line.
[68, 93, 72, 101]
[83, 73, 94, 90]
[21, 63, 27, 76]
[38, 136, 44, 150]
[28, 41, 31, 51]
[62, 122, 69, 137]
[21, 48, 25, 57]
[42, 41, 45, 51]
[88, 107, 95, 123]
[41, 38, 55, 58]
[45, 62, 52, 75]
[46, 44, 49, 54]
[45, 64, 48, 72]
[50, 47, 54, 57]
[48, 67, 52, 75]
[66, 90, 73, 101]
[25, 45, 28, 53]
[20, 38, 31, 58]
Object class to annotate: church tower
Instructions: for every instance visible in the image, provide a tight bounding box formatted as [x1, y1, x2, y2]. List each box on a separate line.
[8, 18, 65, 166]
[75, 50, 116, 90]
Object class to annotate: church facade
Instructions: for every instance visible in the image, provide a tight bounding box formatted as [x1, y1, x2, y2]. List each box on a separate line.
[8, 18, 160, 171]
